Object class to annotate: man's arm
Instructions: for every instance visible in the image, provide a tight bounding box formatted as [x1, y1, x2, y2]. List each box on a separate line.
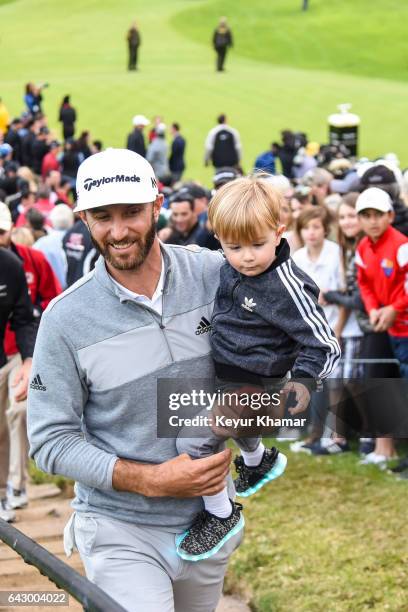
[28, 308, 231, 497]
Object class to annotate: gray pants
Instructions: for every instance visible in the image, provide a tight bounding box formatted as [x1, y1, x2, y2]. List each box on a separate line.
[177, 376, 287, 459]
[65, 512, 243, 612]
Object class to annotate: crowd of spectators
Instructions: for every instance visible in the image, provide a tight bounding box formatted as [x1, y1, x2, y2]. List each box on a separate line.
[0, 86, 408, 521]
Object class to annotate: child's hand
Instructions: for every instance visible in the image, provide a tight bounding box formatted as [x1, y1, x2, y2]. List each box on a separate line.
[281, 381, 311, 415]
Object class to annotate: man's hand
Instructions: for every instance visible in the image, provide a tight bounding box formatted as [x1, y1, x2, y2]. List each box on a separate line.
[281, 381, 311, 415]
[12, 358, 32, 402]
[369, 308, 380, 328]
[112, 448, 232, 498]
[373, 305, 397, 332]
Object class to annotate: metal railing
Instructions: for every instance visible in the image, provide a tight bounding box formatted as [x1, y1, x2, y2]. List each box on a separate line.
[0, 519, 126, 612]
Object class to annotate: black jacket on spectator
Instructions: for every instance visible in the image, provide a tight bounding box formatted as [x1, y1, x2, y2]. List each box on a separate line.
[59, 105, 76, 140]
[62, 219, 98, 286]
[0, 248, 37, 368]
[126, 129, 146, 157]
[21, 131, 36, 167]
[31, 139, 49, 175]
[164, 222, 202, 247]
[392, 199, 408, 236]
[61, 150, 81, 179]
[5, 128, 22, 164]
[169, 135, 186, 173]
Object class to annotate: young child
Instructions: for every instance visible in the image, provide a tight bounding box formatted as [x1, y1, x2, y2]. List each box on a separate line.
[176, 175, 341, 561]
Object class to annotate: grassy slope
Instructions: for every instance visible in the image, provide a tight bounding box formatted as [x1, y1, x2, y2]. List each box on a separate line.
[1, 0, 408, 185]
[227, 441, 408, 611]
[172, 0, 408, 82]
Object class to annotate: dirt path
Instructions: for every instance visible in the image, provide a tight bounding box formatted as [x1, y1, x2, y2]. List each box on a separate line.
[0, 484, 249, 612]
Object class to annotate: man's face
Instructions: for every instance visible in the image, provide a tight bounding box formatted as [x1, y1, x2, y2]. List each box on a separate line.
[358, 209, 393, 242]
[0, 229, 12, 248]
[82, 200, 161, 271]
[170, 201, 197, 234]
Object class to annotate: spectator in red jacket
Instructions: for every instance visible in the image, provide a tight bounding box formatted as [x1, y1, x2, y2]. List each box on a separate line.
[355, 188, 408, 468]
[0, 202, 61, 511]
[41, 141, 62, 178]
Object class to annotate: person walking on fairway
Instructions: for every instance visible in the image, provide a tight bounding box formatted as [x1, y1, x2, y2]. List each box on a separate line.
[213, 17, 233, 72]
[127, 21, 141, 71]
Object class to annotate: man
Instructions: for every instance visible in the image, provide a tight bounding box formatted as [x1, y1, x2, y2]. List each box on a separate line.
[168, 123, 186, 184]
[126, 21, 141, 71]
[0, 202, 61, 510]
[212, 17, 233, 72]
[34, 204, 74, 289]
[204, 114, 242, 170]
[28, 149, 240, 611]
[0, 223, 37, 522]
[146, 122, 169, 181]
[31, 126, 50, 176]
[162, 193, 202, 246]
[62, 217, 98, 286]
[126, 114, 149, 157]
[41, 141, 62, 179]
[359, 163, 408, 236]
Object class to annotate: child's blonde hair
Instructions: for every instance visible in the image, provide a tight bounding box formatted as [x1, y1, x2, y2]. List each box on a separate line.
[208, 174, 283, 243]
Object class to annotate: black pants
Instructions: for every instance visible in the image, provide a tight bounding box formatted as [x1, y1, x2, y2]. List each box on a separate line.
[216, 47, 227, 71]
[128, 45, 139, 70]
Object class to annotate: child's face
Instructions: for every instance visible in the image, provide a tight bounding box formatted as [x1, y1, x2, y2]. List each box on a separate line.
[338, 203, 361, 239]
[300, 218, 325, 249]
[220, 227, 284, 276]
[358, 209, 393, 242]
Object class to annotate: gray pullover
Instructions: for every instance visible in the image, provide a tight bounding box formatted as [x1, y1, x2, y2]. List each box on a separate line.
[28, 244, 223, 530]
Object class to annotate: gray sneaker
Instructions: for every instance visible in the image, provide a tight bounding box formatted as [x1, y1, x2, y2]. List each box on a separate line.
[7, 485, 28, 509]
[176, 501, 244, 562]
[0, 498, 16, 522]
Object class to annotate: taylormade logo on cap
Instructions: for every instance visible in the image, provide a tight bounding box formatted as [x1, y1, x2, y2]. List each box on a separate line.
[73, 148, 159, 213]
[83, 174, 141, 192]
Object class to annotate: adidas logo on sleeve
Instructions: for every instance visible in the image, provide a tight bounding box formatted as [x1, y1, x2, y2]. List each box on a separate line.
[30, 374, 47, 392]
[195, 317, 212, 335]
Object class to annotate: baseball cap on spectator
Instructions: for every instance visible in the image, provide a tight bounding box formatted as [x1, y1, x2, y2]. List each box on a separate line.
[39, 126, 50, 135]
[266, 174, 293, 198]
[302, 167, 333, 188]
[0, 202, 12, 231]
[356, 188, 393, 214]
[132, 114, 150, 127]
[74, 148, 159, 212]
[213, 167, 240, 188]
[181, 183, 210, 201]
[360, 164, 396, 187]
[155, 123, 166, 136]
[49, 204, 74, 230]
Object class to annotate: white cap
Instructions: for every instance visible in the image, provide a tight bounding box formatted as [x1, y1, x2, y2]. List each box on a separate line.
[155, 122, 166, 135]
[265, 174, 292, 195]
[0, 202, 12, 231]
[132, 114, 150, 127]
[74, 148, 159, 213]
[356, 188, 393, 214]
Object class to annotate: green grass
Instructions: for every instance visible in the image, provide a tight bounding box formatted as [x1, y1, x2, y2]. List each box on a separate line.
[226, 440, 408, 611]
[172, 0, 408, 82]
[1, 0, 408, 184]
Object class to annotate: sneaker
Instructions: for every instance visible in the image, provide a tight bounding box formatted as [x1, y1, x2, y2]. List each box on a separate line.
[312, 440, 350, 455]
[359, 452, 395, 469]
[290, 440, 319, 454]
[176, 501, 244, 562]
[0, 498, 16, 523]
[7, 485, 28, 509]
[359, 438, 375, 456]
[234, 448, 287, 497]
[390, 456, 408, 474]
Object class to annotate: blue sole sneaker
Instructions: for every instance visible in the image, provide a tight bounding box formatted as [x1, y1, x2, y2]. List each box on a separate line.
[176, 501, 244, 562]
[234, 448, 287, 498]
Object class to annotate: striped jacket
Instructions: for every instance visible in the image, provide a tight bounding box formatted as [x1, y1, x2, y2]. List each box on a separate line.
[211, 239, 341, 382]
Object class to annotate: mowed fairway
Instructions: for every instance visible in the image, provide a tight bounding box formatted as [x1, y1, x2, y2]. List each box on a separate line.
[2, 0, 408, 183]
[3, 1, 408, 609]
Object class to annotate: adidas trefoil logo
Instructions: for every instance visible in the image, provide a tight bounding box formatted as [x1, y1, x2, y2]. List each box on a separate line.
[242, 297, 257, 312]
[195, 316, 212, 335]
[30, 374, 46, 392]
